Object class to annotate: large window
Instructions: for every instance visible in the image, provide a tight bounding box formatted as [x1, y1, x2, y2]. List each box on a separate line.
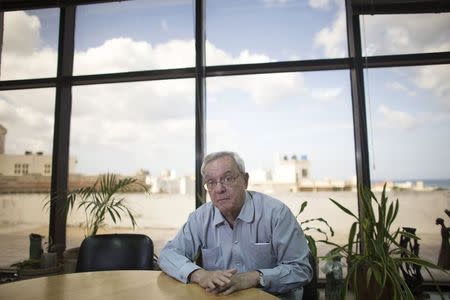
[0, 88, 55, 266]
[365, 64, 450, 264]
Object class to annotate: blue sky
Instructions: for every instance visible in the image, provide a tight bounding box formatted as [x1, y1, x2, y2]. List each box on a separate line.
[0, 0, 449, 181]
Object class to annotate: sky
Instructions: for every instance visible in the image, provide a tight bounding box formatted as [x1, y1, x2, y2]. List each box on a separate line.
[0, 0, 449, 181]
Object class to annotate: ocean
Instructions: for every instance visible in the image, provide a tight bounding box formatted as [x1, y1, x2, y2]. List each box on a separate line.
[373, 178, 450, 189]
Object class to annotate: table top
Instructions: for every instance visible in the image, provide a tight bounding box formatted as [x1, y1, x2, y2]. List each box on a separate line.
[0, 270, 278, 300]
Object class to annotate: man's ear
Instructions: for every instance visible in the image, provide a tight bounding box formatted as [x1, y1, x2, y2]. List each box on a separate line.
[243, 172, 249, 189]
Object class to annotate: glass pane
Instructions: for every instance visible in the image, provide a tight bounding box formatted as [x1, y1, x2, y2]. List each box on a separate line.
[0, 88, 55, 267]
[361, 13, 450, 56]
[206, 0, 348, 65]
[1, 9, 59, 80]
[70, 79, 195, 254]
[207, 71, 356, 264]
[74, 0, 195, 75]
[366, 65, 450, 275]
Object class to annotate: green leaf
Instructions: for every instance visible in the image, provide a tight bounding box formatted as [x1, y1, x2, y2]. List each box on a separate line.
[329, 198, 358, 219]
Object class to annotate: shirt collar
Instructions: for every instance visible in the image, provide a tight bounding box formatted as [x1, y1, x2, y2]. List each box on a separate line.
[212, 191, 254, 226]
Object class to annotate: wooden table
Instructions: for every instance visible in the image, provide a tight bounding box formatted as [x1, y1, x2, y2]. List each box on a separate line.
[0, 270, 278, 300]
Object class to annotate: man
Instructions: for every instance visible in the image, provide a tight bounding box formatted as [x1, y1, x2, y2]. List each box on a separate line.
[158, 151, 312, 298]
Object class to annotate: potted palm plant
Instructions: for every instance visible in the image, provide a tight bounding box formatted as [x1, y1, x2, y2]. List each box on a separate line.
[46, 173, 150, 272]
[323, 183, 445, 300]
[64, 173, 149, 237]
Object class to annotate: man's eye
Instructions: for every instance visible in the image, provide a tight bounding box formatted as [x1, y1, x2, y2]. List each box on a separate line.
[207, 180, 215, 185]
[224, 176, 233, 183]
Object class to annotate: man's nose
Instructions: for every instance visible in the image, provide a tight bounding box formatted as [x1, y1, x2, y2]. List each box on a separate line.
[213, 181, 226, 192]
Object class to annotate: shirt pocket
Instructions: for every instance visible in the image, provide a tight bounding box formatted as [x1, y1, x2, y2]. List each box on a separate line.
[201, 246, 222, 270]
[250, 242, 275, 269]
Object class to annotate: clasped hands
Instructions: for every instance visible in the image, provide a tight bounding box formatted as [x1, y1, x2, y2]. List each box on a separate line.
[189, 268, 260, 295]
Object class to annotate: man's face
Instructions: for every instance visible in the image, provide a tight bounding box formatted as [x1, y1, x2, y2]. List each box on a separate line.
[203, 156, 248, 216]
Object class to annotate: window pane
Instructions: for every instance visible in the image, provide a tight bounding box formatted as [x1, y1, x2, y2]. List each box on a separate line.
[361, 13, 450, 56]
[70, 79, 195, 254]
[0, 88, 55, 266]
[0, 9, 59, 80]
[206, 0, 348, 65]
[207, 71, 356, 259]
[74, 0, 195, 75]
[366, 65, 450, 269]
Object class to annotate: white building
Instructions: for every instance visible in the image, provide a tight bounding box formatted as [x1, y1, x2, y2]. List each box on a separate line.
[0, 124, 77, 176]
[272, 153, 310, 184]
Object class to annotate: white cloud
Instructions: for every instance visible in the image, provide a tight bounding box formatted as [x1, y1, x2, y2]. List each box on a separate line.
[1, 11, 56, 79]
[308, 0, 330, 9]
[262, 0, 289, 6]
[0, 89, 55, 154]
[310, 87, 342, 102]
[414, 65, 450, 108]
[74, 38, 195, 74]
[378, 104, 420, 129]
[206, 41, 273, 65]
[208, 72, 305, 105]
[386, 81, 416, 97]
[361, 13, 450, 55]
[3, 11, 41, 55]
[313, 4, 347, 57]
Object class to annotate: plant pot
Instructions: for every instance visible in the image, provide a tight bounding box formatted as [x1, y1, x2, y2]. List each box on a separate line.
[63, 247, 80, 274]
[353, 264, 393, 300]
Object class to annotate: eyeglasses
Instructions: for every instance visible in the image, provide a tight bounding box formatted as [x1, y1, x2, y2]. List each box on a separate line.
[203, 174, 241, 191]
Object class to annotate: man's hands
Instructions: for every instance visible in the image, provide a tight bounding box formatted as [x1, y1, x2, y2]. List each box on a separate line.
[189, 269, 260, 295]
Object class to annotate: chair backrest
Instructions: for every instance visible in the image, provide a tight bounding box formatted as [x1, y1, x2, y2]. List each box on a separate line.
[76, 234, 154, 272]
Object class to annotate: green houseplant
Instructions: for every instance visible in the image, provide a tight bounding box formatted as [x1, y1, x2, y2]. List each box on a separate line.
[55, 173, 150, 237]
[324, 183, 444, 300]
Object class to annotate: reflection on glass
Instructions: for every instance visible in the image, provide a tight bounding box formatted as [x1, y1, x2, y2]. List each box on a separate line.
[74, 0, 195, 75]
[366, 65, 450, 266]
[360, 13, 450, 56]
[206, 0, 347, 65]
[0, 9, 59, 80]
[0, 88, 55, 266]
[71, 79, 195, 254]
[206, 71, 356, 257]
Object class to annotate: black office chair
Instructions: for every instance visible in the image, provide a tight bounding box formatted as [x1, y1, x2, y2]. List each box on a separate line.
[76, 233, 154, 272]
[302, 252, 318, 300]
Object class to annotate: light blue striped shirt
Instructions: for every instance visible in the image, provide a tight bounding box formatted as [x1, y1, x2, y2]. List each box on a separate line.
[158, 190, 312, 297]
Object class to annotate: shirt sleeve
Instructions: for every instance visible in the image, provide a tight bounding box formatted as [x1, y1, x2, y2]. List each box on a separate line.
[157, 212, 202, 283]
[258, 205, 313, 294]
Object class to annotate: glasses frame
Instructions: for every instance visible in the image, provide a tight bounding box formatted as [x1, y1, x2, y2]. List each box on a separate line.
[203, 173, 242, 191]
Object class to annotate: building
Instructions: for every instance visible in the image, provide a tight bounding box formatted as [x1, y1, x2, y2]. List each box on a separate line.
[0, 125, 77, 176]
[272, 153, 310, 190]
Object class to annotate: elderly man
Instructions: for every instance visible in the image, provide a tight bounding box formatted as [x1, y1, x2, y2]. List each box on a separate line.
[158, 151, 312, 298]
